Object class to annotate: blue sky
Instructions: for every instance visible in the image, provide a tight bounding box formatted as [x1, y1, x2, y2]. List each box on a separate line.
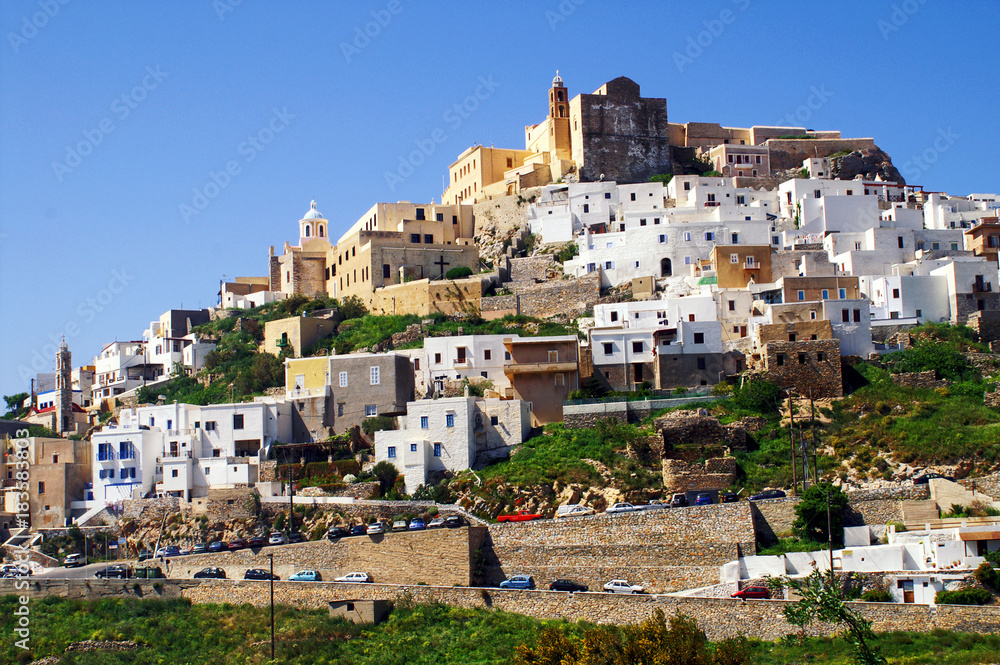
[1, 0, 997, 399]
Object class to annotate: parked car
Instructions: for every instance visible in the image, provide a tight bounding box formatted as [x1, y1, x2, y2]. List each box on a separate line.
[179, 546, 193, 556]
[193, 567, 226, 579]
[603, 579, 644, 594]
[367, 522, 386, 535]
[549, 579, 588, 592]
[334, 571, 372, 583]
[289, 570, 322, 582]
[555, 504, 596, 519]
[154, 548, 166, 558]
[499, 575, 536, 590]
[443, 516, 465, 529]
[914, 472, 954, 485]
[409, 518, 426, 531]
[0, 564, 29, 577]
[349, 524, 368, 536]
[732, 586, 771, 600]
[605, 502, 637, 514]
[721, 492, 739, 503]
[192, 543, 208, 555]
[695, 493, 714, 506]
[392, 519, 409, 532]
[326, 526, 350, 540]
[164, 545, 181, 557]
[248, 535, 266, 548]
[208, 541, 226, 553]
[95, 565, 132, 579]
[244, 568, 279, 581]
[497, 510, 543, 522]
[64, 553, 86, 568]
[748, 489, 787, 501]
[638, 501, 669, 511]
[670, 494, 689, 508]
[287, 532, 305, 544]
[427, 516, 446, 529]
[137, 550, 153, 562]
[268, 532, 286, 546]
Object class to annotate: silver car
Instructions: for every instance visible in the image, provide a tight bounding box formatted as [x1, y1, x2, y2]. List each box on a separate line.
[605, 502, 637, 514]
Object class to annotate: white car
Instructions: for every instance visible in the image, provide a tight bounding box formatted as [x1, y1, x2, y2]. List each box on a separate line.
[64, 553, 87, 568]
[366, 522, 386, 535]
[603, 579, 644, 594]
[335, 571, 373, 583]
[604, 502, 636, 514]
[268, 532, 286, 546]
[555, 504, 596, 519]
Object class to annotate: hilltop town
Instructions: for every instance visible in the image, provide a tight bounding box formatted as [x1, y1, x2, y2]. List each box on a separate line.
[5, 73, 1000, 645]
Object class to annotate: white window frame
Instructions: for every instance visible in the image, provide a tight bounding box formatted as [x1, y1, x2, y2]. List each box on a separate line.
[339, 371, 348, 388]
[370, 366, 380, 385]
[364, 404, 377, 417]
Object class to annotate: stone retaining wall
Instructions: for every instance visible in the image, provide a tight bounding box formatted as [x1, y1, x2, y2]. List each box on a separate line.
[12, 578, 1000, 642]
[562, 395, 720, 428]
[890, 370, 948, 389]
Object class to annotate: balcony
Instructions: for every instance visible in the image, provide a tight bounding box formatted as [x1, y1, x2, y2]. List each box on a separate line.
[504, 360, 578, 375]
[97, 452, 115, 463]
[275, 337, 290, 348]
[704, 201, 720, 207]
[453, 357, 472, 368]
[743, 261, 761, 270]
[973, 282, 993, 293]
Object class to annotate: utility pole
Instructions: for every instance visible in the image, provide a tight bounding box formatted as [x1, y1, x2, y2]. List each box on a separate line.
[827, 489, 834, 580]
[287, 465, 295, 536]
[269, 553, 275, 659]
[810, 394, 820, 485]
[788, 392, 798, 493]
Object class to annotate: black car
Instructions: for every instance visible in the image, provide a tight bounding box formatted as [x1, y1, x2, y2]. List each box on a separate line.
[287, 532, 305, 544]
[244, 568, 279, 581]
[721, 492, 739, 503]
[208, 541, 226, 553]
[914, 472, 954, 485]
[95, 565, 132, 579]
[443, 516, 465, 529]
[549, 579, 588, 592]
[670, 494, 689, 508]
[248, 535, 266, 548]
[748, 489, 787, 501]
[326, 526, 350, 541]
[192, 543, 209, 554]
[349, 524, 368, 536]
[193, 567, 226, 579]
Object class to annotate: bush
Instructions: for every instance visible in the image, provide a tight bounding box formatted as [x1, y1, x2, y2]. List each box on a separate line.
[861, 589, 892, 602]
[729, 380, 783, 415]
[934, 588, 992, 605]
[340, 295, 368, 320]
[445, 266, 474, 280]
[975, 562, 1000, 592]
[362, 416, 395, 435]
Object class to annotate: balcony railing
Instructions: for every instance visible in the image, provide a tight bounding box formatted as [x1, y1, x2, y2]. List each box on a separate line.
[743, 261, 761, 270]
[973, 282, 993, 293]
[704, 201, 720, 207]
[97, 451, 115, 462]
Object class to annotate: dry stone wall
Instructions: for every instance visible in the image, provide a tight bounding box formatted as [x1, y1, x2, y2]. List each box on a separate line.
[890, 371, 948, 389]
[13, 578, 1000, 642]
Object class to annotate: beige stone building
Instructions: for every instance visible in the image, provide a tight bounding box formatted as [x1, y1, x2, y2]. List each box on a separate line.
[327, 201, 479, 308]
[262, 316, 337, 358]
[1, 437, 91, 529]
[503, 335, 580, 426]
[269, 201, 333, 298]
[710, 245, 773, 289]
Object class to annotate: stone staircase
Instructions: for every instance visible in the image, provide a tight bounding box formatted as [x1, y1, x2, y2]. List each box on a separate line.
[901, 500, 940, 529]
[929, 478, 1000, 514]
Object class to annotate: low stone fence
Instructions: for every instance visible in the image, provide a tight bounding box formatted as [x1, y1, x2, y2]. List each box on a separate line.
[10, 578, 1000, 642]
[563, 395, 720, 428]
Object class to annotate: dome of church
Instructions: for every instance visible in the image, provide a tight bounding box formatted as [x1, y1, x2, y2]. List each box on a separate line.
[552, 70, 564, 86]
[302, 200, 324, 220]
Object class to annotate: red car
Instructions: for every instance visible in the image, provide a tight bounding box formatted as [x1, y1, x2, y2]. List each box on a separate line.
[497, 510, 543, 522]
[731, 586, 771, 600]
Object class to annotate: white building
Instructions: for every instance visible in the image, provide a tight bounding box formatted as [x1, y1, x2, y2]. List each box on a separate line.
[374, 396, 531, 494]
[860, 275, 951, 324]
[593, 293, 718, 328]
[923, 192, 1000, 230]
[418, 335, 512, 396]
[89, 400, 290, 503]
[92, 341, 158, 401]
[667, 175, 779, 214]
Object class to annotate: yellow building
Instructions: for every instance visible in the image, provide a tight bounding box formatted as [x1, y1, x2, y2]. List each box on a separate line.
[369, 275, 483, 317]
[709, 245, 773, 289]
[327, 201, 479, 307]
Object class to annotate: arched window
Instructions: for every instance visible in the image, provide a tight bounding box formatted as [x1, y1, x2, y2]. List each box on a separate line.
[318, 225, 325, 238]
[661, 258, 672, 277]
[304, 224, 311, 237]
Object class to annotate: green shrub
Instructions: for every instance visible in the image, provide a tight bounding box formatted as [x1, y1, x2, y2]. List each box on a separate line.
[860, 589, 892, 602]
[445, 266, 474, 280]
[729, 379, 783, 415]
[934, 588, 992, 605]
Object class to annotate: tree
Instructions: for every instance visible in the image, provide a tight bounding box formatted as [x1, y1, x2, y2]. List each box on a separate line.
[339, 295, 368, 320]
[3, 392, 28, 418]
[250, 353, 284, 392]
[372, 460, 400, 497]
[780, 569, 886, 665]
[793, 483, 850, 545]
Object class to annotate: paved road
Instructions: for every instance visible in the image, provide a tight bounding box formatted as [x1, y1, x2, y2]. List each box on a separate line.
[34, 560, 142, 579]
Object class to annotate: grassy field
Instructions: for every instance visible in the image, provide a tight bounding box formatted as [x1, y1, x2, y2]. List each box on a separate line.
[3, 596, 1000, 665]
